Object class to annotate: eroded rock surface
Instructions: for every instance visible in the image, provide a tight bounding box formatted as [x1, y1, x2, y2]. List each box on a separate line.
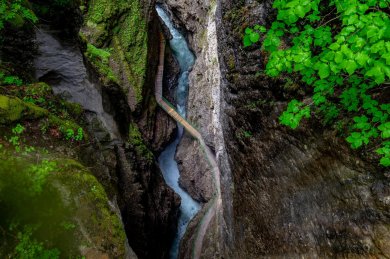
[217, 0, 390, 257]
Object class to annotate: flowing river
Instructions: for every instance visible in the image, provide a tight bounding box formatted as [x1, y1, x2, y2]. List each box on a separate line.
[156, 5, 200, 259]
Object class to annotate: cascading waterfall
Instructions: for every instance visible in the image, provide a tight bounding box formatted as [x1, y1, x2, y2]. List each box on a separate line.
[156, 5, 200, 259]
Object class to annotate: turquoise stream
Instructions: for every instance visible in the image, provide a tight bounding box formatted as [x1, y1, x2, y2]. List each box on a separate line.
[156, 5, 200, 259]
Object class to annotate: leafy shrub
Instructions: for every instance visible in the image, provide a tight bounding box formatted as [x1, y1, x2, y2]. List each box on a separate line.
[0, 0, 38, 30]
[244, 0, 390, 167]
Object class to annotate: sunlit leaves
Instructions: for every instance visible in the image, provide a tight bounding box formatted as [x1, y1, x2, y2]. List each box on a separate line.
[379, 122, 390, 139]
[243, 0, 390, 166]
[279, 100, 311, 129]
[376, 141, 390, 166]
[243, 28, 260, 47]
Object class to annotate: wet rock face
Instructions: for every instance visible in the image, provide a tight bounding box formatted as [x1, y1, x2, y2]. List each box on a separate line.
[217, 0, 390, 257]
[137, 12, 177, 153]
[34, 28, 121, 142]
[161, 0, 208, 39]
[116, 146, 180, 259]
[0, 24, 36, 81]
[176, 135, 213, 202]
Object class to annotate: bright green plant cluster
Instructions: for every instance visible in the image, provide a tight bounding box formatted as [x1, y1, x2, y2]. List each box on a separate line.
[15, 226, 60, 259]
[244, 0, 390, 166]
[0, 72, 23, 86]
[6, 123, 35, 153]
[0, 0, 38, 30]
[64, 127, 84, 141]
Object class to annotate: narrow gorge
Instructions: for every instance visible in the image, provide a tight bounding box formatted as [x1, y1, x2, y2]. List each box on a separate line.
[0, 0, 389, 259]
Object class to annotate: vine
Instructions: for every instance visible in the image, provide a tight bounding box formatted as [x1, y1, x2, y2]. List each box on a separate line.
[244, 0, 390, 167]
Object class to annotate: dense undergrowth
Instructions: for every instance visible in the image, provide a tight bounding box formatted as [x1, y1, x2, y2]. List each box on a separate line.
[244, 0, 390, 167]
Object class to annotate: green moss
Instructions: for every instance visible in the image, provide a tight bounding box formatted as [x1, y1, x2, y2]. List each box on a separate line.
[8, 14, 25, 28]
[25, 82, 52, 96]
[48, 115, 87, 140]
[82, 0, 148, 105]
[86, 0, 130, 25]
[85, 43, 119, 84]
[117, 1, 148, 103]
[0, 95, 48, 124]
[55, 159, 127, 254]
[0, 151, 126, 258]
[129, 122, 153, 163]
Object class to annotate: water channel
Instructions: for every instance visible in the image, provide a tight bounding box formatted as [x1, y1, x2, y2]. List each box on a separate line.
[156, 5, 201, 259]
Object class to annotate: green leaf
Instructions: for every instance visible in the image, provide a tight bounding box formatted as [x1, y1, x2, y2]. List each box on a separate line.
[334, 51, 343, 64]
[366, 25, 378, 39]
[380, 157, 390, 166]
[254, 25, 267, 33]
[245, 28, 253, 34]
[243, 35, 252, 47]
[344, 60, 358, 75]
[371, 40, 385, 53]
[378, 122, 390, 138]
[318, 63, 330, 79]
[250, 32, 260, 43]
[288, 14, 298, 24]
[329, 43, 340, 50]
[381, 53, 390, 65]
[313, 93, 326, 105]
[295, 6, 306, 18]
[355, 52, 369, 66]
[346, 132, 363, 149]
[365, 66, 385, 84]
[341, 44, 353, 59]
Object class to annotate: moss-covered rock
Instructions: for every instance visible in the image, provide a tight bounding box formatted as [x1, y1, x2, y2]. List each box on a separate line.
[80, 0, 148, 108]
[0, 151, 127, 258]
[128, 122, 153, 163]
[0, 95, 48, 124]
[84, 43, 119, 84]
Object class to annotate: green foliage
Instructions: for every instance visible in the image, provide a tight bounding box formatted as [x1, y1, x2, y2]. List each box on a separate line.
[0, 153, 126, 258]
[376, 141, 390, 166]
[15, 226, 60, 259]
[0, 0, 38, 30]
[12, 123, 25, 134]
[85, 43, 118, 83]
[279, 100, 311, 129]
[27, 159, 57, 194]
[82, 0, 148, 105]
[48, 115, 84, 142]
[7, 123, 24, 151]
[128, 122, 153, 163]
[64, 127, 84, 141]
[0, 72, 23, 86]
[244, 0, 390, 166]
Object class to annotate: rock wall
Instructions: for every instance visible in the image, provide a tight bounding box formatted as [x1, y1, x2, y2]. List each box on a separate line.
[79, 1, 183, 258]
[217, 0, 390, 257]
